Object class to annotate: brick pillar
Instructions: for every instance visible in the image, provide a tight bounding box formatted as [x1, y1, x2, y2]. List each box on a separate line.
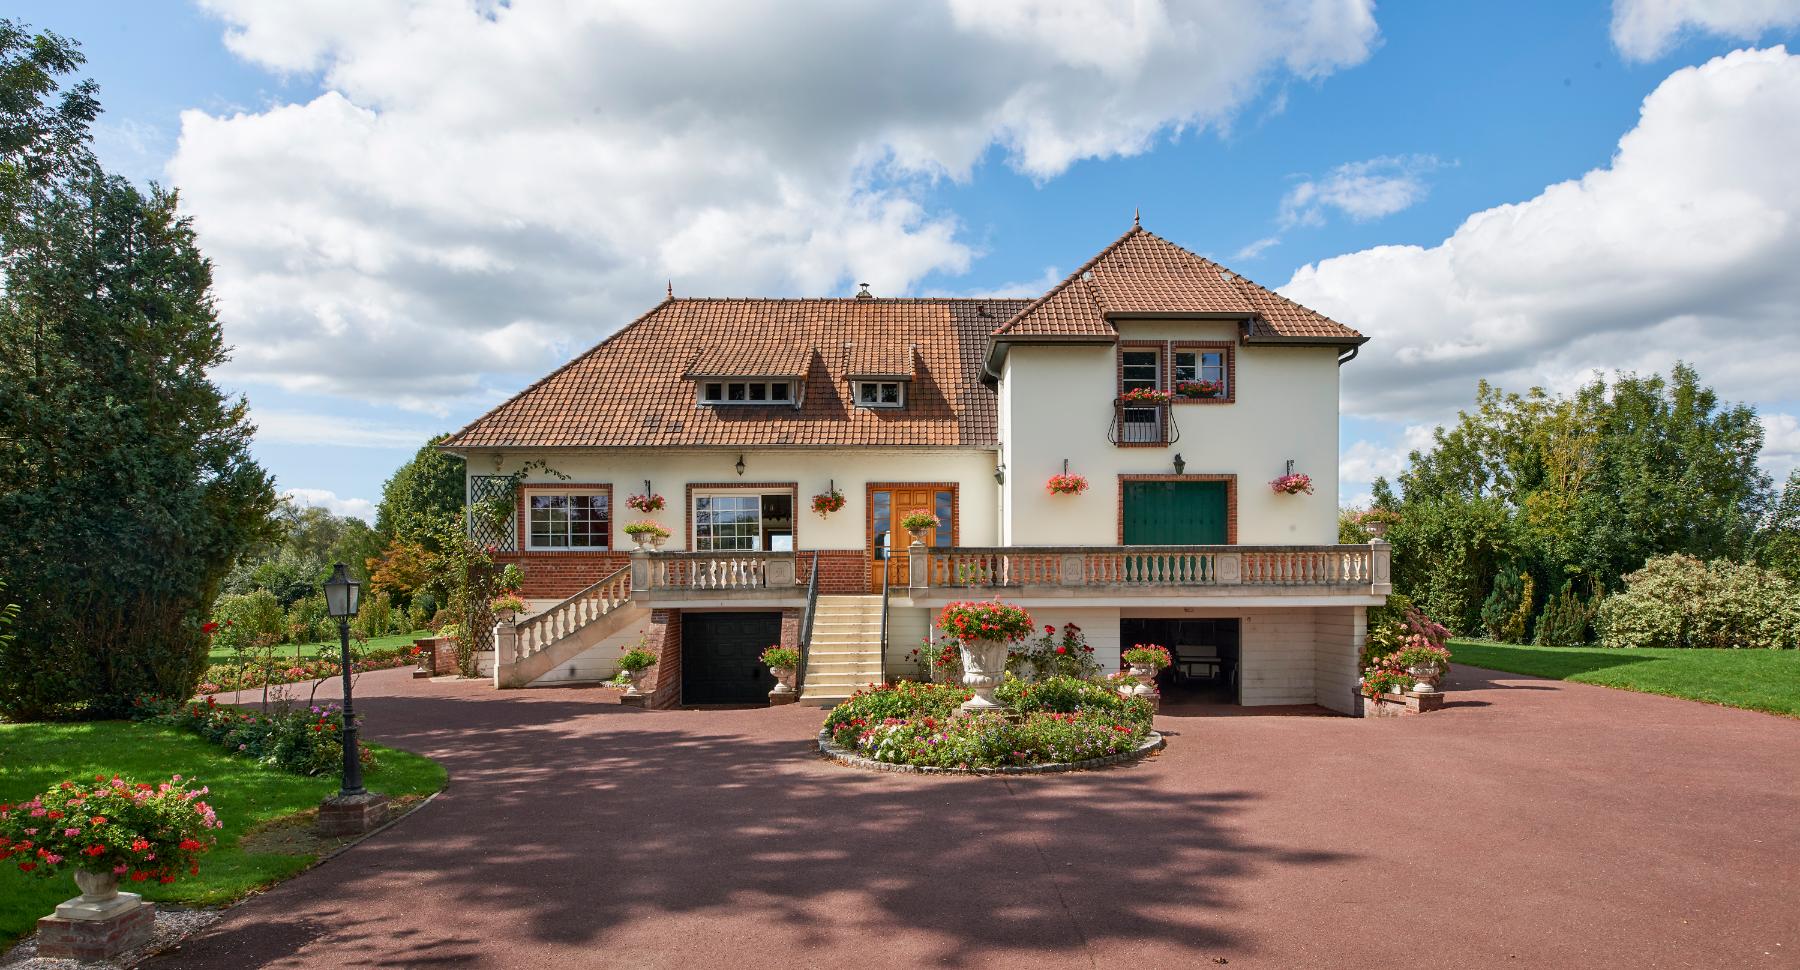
[645, 609, 683, 709]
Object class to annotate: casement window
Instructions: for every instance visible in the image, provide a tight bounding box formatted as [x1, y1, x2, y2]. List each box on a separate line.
[854, 381, 905, 408]
[1120, 349, 1161, 392]
[694, 492, 795, 552]
[1174, 348, 1229, 396]
[527, 493, 610, 550]
[699, 381, 793, 405]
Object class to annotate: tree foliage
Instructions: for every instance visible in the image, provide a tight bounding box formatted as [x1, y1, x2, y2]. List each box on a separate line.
[1378, 365, 1770, 634]
[0, 23, 277, 717]
[1596, 554, 1800, 650]
[376, 434, 465, 548]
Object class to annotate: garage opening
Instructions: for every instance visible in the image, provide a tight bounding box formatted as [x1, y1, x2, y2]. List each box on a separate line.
[1120, 617, 1240, 707]
[682, 611, 780, 706]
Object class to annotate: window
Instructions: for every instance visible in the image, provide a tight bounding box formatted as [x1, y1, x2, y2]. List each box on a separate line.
[694, 492, 795, 551]
[855, 381, 905, 408]
[1120, 349, 1161, 392]
[527, 493, 610, 550]
[1174, 348, 1229, 397]
[699, 381, 792, 405]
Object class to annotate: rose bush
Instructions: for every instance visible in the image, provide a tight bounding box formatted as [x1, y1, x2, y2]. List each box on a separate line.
[0, 774, 220, 883]
[1008, 623, 1099, 680]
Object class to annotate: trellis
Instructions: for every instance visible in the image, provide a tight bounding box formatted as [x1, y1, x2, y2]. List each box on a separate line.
[468, 475, 518, 553]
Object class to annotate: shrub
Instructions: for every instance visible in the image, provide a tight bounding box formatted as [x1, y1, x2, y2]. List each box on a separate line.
[135, 695, 376, 776]
[906, 637, 961, 682]
[194, 647, 413, 695]
[0, 775, 221, 883]
[760, 645, 800, 669]
[351, 590, 403, 640]
[1596, 554, 1800, 649]
[937, 601, 1034, 642]
[616, 638, 658, 673]
[1007, 623, 1100, 680]
[821, 679, 1153, 770]
[211, 590, 286, 656]
[286, 594, 330, 644]
[1361, 603, 1453, 687]
[1534, 580, 1600, 647]
[1479, 565, 1529, 641]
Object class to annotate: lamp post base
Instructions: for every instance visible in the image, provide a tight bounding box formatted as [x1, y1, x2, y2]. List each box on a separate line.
[316, 791, 389, 837]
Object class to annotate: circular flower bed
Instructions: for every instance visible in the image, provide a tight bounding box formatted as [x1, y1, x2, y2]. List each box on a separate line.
[819, 677, 1161, 774]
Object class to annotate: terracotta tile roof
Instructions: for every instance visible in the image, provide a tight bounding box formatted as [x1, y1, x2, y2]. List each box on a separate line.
[841, 340, 918, 380]
[993, 225, 1362, 343]
[685, 343, 813, 378]
[442, 298, 1029, 450]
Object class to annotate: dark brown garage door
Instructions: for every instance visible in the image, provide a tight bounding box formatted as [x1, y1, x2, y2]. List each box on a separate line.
[682, 612, 780, 705]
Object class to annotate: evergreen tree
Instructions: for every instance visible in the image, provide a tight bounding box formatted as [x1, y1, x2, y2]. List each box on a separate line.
[0, 23, 276, 716]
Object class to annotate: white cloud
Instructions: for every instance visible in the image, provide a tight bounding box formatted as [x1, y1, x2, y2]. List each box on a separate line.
[253, 409, 440, 449]
[1612, 0, 1800, 61]
[1762, 412, 1800, 481]
[282, 488, 377, 523]
[1283, 47, 1800, 458]
[1233, 236, 1281, 260]
[175, 0, 1379, 411]
[1339, 424, 1436, 490]
[1279, 154, 1440, 228]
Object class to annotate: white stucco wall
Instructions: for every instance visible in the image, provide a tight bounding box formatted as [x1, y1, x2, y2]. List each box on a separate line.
[528, 617, 653, 685]
[468, 447, 1002, 551]
[997, 323, 1343, 546]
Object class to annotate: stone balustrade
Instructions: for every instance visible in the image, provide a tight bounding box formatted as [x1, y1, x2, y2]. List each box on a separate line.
[910, 542, 1391, 595]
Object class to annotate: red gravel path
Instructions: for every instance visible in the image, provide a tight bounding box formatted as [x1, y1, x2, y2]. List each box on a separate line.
[148, 665, 1800, 969]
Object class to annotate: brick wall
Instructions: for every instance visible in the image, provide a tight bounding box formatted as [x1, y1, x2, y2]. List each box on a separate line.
[800, 550, 870, 595]
[644, 608, 683, 710]
[495, 551, 631, 600]
[780, 608, 801, 647]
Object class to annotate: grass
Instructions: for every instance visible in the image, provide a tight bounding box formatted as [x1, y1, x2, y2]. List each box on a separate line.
[1451, 639, 1800, 718]
[206, 630, 428, 666]
[0, 718, 447, 946]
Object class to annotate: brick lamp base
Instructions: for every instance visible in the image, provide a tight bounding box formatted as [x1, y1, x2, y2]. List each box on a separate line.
[316, 791, 389, 836]
[37, 900, 155, 961]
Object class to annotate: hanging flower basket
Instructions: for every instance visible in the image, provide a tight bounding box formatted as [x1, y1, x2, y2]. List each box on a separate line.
[1174, 379, 1224, 399]
[1270, 473, 1314, 495]
[626, 493, 665, 513]
[1046, 473, 1089, 495]
[1119, 387, 1173, 405]
[811, 489, 846, 518]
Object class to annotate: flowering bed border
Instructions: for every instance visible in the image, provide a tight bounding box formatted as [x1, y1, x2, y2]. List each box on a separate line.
[817, 729, 1164, 776]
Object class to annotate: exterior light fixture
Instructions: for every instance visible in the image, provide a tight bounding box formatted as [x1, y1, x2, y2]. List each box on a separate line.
[993, 463, 1005, 485]
[735, 455, 746, 476]
[322, 563, 366, 798]
[1172, 453, 1186, 475]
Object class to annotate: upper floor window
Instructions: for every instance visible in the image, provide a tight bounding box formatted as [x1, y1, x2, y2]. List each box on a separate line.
[694, 491, 794, 551]
[1120, 349, 1161, 392]
[700, 380, 792, 405]
[1173, 346, 1232, 401]
[528, 492, 610, 550]
[855, 381, 905, 408]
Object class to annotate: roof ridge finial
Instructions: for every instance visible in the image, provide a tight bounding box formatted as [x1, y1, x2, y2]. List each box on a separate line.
[1133, 206, 1140, 228]
[667, 280, 674, 299]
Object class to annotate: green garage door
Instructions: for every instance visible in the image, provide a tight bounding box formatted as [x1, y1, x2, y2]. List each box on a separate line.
[1123, 481, 1228, 545]
[682, 612, 780, 705]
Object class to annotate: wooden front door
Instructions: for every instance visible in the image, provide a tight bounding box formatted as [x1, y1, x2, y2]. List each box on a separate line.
[868, 486, 955, 591]
[1122, 481, 1228, 545]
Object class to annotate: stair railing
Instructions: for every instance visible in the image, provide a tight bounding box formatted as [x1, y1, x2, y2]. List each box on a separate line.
[795, 550, 820, 695]
[878, 558, 893, 682]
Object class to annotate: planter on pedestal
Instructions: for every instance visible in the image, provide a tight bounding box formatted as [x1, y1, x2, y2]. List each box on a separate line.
[1126, 662, 1160, 698]
[1408, 663, 1444, 694]
[35, 870, 154, 961]
[959, 639, 1008, 712]
[770, 665, 797, 694]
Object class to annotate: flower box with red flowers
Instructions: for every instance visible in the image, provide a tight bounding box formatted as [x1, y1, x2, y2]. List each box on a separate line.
[1118, 387, 1174, 405]
[1174, 379, 1224, 399]
[811, 489, 846, 518]
[1269, 472, 1314, 495]
[1046, 472, 1089, 495]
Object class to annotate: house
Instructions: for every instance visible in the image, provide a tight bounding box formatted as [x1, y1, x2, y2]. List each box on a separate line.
[438, 222, 1389, 713]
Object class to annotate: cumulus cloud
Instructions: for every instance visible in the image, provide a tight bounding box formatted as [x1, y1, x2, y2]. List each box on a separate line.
[1279, 154, 1441, 228]
[1233, 236, 1281, 261]
[1284, 48, 1800, 441]
[175, 0, 1380, 412]
[1339, 425, 1437, 489]
[282, 488, 377, 523]
[252, 409, 441, 448]
[1762, 412, 1800, 481]
[1612, 0, 1800, 61]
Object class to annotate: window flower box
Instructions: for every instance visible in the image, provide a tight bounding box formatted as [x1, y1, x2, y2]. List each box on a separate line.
[1118, 387, 1173, 405]
[1174, 379, 1224, 399]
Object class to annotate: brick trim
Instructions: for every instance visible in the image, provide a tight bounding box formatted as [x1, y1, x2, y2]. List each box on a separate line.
[684, 481, 800, 552]
[1169, 340, 1236, 406]
[1115, 473, 1238, 544]
[516, 482, 614, 553]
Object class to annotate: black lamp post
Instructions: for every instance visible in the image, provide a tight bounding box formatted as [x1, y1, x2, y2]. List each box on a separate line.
[323, 563, 365, 797]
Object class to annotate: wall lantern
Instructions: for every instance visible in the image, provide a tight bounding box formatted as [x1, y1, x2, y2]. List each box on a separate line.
[1172, 453, 1186, 476]
[735, 455, 746, 476]
[993, 463, 1006, 485]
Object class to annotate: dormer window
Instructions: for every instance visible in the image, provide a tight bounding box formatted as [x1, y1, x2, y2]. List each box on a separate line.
[700, 380, 792, 405]
[855, 381, 905, 408]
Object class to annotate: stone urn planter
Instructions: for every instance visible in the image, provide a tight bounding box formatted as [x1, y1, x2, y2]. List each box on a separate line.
[907, 527, 928, 546]
[1126, 662, 1160, 698]
[770, 665, 797, 694]
[630, 533, 652, 551]
[1366, 519, 1389, 539]
[621, 668, 652, 696]
[1407, 663, 1445, 694]
[64, 870, 138, 919]
[651, 534, 668, 551]
[959, 639, 1008, 711]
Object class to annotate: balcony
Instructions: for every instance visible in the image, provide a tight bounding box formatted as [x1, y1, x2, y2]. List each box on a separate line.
[1110, 399, 1179, 446]
[631, 550, 806, 605]
[906, 543, 1391, 604]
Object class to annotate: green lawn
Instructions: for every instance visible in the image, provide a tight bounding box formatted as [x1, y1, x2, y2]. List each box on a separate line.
[0, 719, 446, 945]
[1451, 639, 1800, 718]
[207, 630, 428, 665]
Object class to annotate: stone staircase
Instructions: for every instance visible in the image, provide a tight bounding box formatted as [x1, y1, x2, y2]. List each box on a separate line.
[494, 567, 643, 688]
[799, 594, 886, 706]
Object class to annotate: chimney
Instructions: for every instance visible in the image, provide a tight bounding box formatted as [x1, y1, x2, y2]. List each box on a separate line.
[855, 282, 873, 300]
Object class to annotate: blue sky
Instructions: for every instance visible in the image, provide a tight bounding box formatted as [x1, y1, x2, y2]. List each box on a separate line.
[14, 1, 1800, 518]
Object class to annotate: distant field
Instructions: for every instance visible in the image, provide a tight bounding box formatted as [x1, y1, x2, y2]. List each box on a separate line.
[1452, 639, 1800, 719]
